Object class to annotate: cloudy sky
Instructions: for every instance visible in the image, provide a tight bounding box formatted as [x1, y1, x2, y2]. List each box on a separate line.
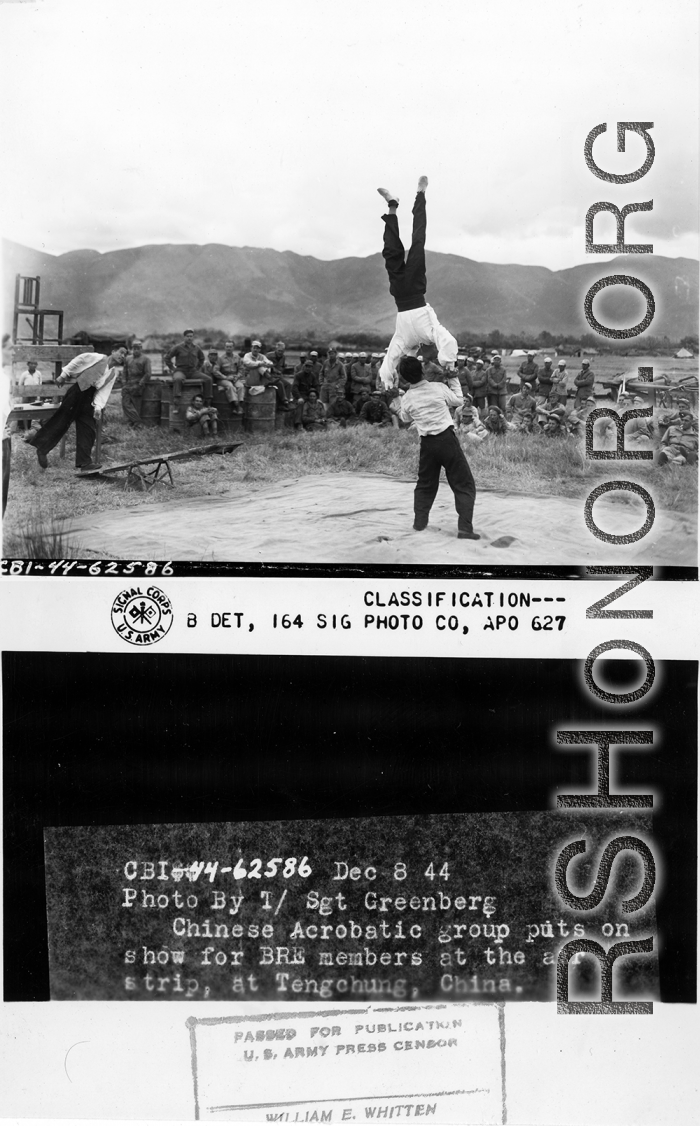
[1, 0, 697, 269]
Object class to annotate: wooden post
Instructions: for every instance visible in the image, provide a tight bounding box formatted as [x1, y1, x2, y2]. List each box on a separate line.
[95, 415, 103, 465]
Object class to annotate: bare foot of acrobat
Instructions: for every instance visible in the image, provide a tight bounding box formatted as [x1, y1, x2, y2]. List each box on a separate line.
[417, 175, 428, 192]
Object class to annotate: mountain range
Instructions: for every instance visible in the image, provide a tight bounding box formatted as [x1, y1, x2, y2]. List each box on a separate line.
[3, 238, 697, 341]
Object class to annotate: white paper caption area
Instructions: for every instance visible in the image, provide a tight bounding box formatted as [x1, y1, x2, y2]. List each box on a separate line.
[0, 578, 696, 660]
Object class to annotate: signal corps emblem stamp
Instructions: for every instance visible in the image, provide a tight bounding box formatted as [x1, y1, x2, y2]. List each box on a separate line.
[111, 586, 173, 645]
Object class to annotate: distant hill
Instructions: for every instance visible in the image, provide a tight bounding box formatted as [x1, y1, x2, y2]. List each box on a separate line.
[3, 238, 697, 340]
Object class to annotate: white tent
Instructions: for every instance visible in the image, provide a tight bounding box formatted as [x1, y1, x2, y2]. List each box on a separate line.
[675, 348, 694, 358]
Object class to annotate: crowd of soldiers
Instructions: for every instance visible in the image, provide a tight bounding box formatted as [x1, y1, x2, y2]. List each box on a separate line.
[117, 333, 698, 465]
[451, 349, 698, 464]
[120, 332, 403, 432]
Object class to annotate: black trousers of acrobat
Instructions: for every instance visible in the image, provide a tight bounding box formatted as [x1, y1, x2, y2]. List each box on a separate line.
[414, 426, 476, 533]
[382, 192, 427, 305]
[26, 383, 97, 468]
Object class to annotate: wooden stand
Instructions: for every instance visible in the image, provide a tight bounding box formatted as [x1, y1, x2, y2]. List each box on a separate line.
[12, 274, 64, 349]
[11, 344, 94, 385]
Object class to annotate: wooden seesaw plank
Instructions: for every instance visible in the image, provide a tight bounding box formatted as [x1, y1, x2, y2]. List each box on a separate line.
[75, 441, 243, 489]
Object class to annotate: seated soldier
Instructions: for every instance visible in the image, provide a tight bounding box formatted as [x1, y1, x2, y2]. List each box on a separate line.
[354, 388, 372, 417]
[507, 382, 537, 431]
[165, 329, 211, 404]
[658, 410, 698, 465]
[456, 394, 488, 442]
[567, 395, 598, 438]
[301, 389, 327, 431]
[241, 340, 272, 388]
[218, 341, 246, 413]
[536, 395, 567, 436]
[381, 386, 402, 429]
[483, 404, 512, 435]
[624, 395, 658, 447]
[266, 340, 287, 378]
[464, 420, 489, 443]
[455, 393, 479, 430]
[242, 340, 291, 411]
[185, 394, 218, 437]
[292, 358, 319, 400]
[359, 389, 394, 427]
[202, 349, 238, 410]
[386, 387, 412, 429]
[327, 394, 357, 428]
[657, 395, 691, 436]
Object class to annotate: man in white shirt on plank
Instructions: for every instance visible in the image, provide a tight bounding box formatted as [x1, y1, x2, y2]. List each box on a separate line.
[25, 348, 125, 470]
[397, 355, 480, 539]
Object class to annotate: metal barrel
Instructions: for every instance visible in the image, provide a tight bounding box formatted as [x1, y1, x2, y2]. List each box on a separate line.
[160, 396, 172, 429]
[244, 386, 276, 433]
[213, 387, 244, 435]
[139, 379, 163, 426]
[275, 404, 295, 429]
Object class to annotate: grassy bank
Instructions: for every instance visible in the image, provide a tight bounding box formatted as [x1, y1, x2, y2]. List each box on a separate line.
[3, 411, 696, 557]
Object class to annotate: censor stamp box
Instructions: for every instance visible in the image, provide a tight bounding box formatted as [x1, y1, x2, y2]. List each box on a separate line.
[187, 1004, 504, 1123]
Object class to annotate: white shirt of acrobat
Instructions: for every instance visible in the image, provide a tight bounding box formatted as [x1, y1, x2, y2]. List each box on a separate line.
[397, 377, 463, 436]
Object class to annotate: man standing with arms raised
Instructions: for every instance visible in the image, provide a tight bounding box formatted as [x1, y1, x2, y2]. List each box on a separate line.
[396, 355, 479, 540]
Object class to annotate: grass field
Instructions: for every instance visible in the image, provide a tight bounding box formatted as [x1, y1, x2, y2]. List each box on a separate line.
[4, 385, 696, 558]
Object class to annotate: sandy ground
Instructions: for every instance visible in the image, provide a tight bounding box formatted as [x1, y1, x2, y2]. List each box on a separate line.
[66, 472, 696, 564]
